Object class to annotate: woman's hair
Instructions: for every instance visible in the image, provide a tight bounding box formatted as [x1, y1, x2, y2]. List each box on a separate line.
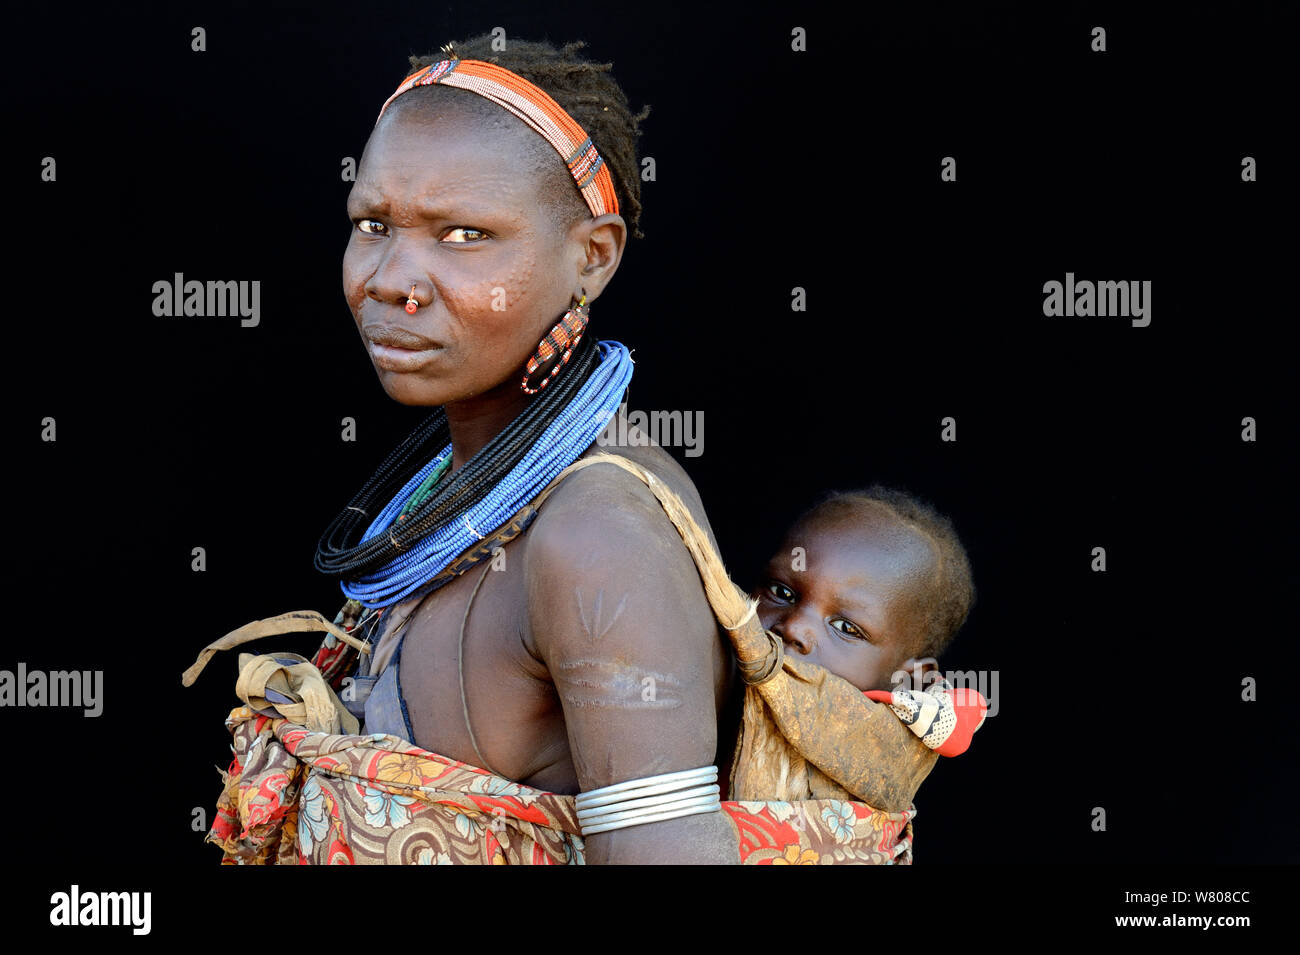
[399, 34, 651, 238]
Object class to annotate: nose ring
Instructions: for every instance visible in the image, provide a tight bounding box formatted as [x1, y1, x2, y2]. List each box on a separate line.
[405, 285, 419, 314]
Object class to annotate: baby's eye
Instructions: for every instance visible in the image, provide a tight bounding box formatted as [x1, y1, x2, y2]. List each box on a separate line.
[442, 227, 488, 243]
[354, 218, 387, 235]
[830, 618, 865, 639]
[766, 581, 794, 602]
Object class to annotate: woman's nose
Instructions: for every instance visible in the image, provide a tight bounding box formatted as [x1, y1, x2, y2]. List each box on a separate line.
[367, 271, 427, 311]
[362, 242, 430, 310]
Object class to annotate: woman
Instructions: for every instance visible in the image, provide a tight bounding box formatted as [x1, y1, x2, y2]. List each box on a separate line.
[314, 35, 738, 864]
[197, 34, 930, 866]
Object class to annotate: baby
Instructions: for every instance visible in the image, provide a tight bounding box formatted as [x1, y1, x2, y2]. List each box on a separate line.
[728, 485, 986, 809]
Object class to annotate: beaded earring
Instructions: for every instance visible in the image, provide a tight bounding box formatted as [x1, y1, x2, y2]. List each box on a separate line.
[521, 292, 589, 394]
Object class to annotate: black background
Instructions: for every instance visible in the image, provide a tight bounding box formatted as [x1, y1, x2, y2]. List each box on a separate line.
[9, 0, 1296, 926]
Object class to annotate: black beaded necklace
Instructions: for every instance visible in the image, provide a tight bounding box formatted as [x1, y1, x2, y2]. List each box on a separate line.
[315, 335, 601, 581]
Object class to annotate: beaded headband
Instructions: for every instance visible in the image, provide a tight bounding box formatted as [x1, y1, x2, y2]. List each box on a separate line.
[375, 58, 620, 219]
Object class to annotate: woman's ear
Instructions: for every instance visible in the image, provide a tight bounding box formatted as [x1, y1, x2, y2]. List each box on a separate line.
[573, 213, 626, 302]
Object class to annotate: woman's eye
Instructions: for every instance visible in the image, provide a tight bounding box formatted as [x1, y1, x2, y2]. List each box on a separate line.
[766, 582, 794, 602]
[830, 618, 864, 639]
[355, 218, 387, 236]
[442, 227, 488, 243]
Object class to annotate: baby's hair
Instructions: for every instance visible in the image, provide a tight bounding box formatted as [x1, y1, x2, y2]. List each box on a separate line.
[396, 34, 650, 238]
[810, 486, 975, 660]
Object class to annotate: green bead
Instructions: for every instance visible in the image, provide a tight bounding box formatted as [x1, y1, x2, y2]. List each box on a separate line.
[398, 455, 453, 520]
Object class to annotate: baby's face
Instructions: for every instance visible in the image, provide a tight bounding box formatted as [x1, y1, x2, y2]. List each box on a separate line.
[754, 500, 937, 692]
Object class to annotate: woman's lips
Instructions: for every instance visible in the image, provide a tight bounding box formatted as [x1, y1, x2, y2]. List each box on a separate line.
[363, 324, 443, 372]
[368, 340, 443, 372]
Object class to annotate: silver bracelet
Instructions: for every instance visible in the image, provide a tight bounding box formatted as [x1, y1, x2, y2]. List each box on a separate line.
[575, 766, 722, 836]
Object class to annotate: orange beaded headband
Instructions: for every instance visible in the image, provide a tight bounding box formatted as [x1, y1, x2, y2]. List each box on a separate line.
[375, 58, 620, 219]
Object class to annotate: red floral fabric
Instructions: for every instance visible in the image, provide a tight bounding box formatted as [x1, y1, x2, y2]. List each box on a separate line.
[209, 707, 915, 865]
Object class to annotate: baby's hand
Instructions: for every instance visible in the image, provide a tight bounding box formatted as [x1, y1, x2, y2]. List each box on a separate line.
[864, 678, 987, 757]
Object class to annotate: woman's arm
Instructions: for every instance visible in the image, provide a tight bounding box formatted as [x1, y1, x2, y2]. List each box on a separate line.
[525, 464, 738, 864]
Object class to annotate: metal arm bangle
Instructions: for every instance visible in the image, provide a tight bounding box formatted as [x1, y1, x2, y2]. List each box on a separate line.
[575, 766, 722, 837]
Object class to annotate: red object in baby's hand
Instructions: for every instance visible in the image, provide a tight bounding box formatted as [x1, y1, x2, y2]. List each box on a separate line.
[865, 685, 987, 757]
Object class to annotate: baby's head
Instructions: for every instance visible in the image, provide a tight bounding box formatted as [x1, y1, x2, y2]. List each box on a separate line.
[754, 487, 974, 692]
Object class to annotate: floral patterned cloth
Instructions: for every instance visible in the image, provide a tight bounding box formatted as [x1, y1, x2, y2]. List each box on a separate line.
[208, 706, 916, 865]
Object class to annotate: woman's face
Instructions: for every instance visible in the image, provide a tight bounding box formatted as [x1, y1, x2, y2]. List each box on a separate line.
[343, 100, 587, 407]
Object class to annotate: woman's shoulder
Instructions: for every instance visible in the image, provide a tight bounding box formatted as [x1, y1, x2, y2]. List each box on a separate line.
[554, 442, 705, 519]
[518, 443, 725, 661]
[523, 443, 716, 572]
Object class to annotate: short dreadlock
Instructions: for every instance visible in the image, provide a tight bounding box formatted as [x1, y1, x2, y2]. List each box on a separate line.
[386, 34, 650, 239]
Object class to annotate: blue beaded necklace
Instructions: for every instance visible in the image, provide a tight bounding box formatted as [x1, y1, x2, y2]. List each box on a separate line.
[341, 340, 634, 608]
